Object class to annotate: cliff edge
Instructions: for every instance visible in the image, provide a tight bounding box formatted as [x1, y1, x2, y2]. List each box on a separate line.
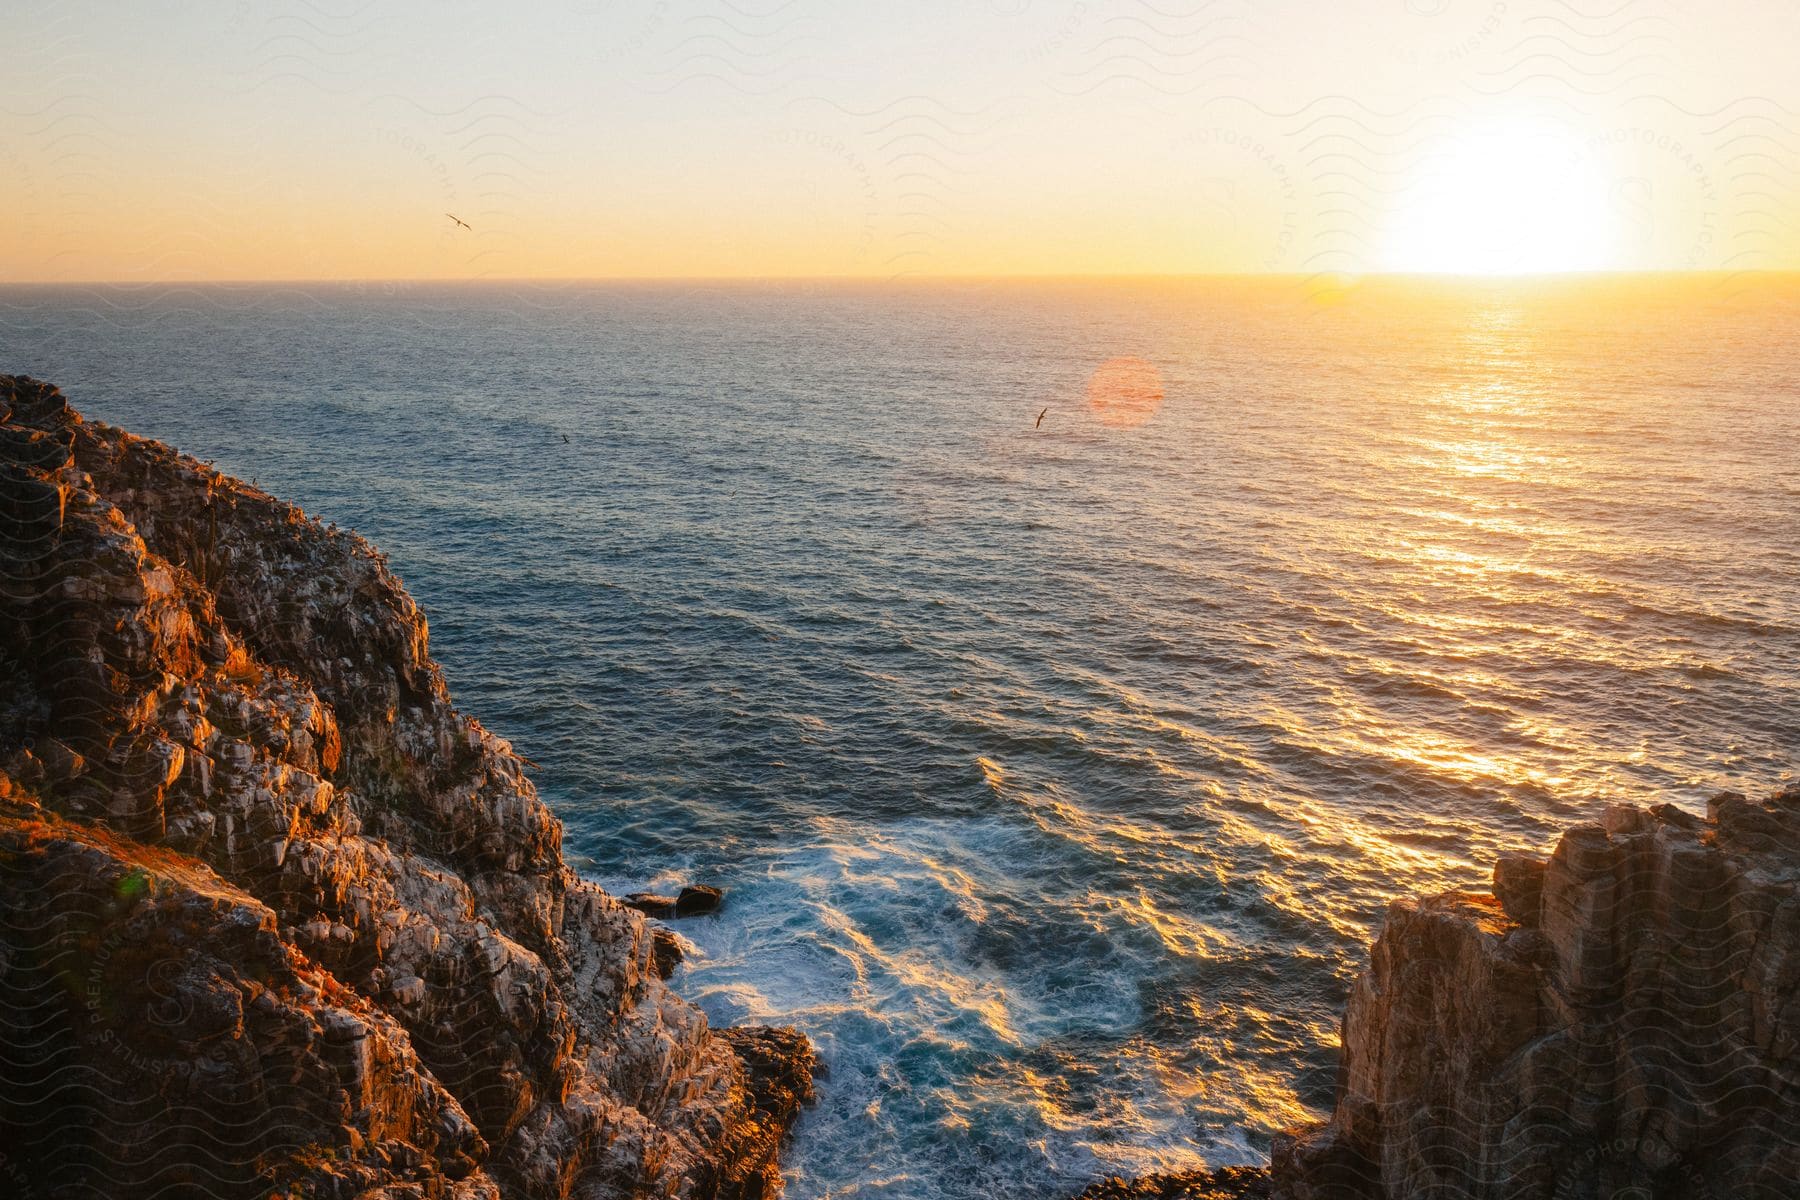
[1078, 786, 1800, 1200]
[0, 375, 813, 1199]
[1271, 786, 1800, 1199]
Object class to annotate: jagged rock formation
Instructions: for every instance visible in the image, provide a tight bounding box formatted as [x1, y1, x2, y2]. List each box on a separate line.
[1072, 1166, 1272, 1199]
[1075, 789, 1800, 1200]
[0, 376, 813, 1199]
[1272, 787, 1800, 1199]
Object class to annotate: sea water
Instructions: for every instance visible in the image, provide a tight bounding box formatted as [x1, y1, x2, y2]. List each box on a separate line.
[4, 276, 1796, 1198]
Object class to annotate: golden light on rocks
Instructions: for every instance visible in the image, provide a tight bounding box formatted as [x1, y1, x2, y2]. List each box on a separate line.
[1086, 356, 1164, 428]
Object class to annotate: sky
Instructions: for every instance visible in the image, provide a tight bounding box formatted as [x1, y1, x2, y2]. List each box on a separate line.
[4, 0, 1798, 280]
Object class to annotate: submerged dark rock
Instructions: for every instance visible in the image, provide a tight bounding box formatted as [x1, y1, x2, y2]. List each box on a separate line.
[625, 884, 724, 920]
[0, 375, 812, 1198]
[676, 884, 725, 916]
[624, 892, 681, 918]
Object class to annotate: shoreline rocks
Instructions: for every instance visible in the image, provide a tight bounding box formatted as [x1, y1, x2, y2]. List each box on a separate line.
[651, 926, 687, 980]
[624, 885, 726, 921]
[1269, 786, 1800, 1198]
[626, 893, 684, 918]
[1072, 1167, 1273, 1199]
[0, 375, 814, 1198]
[1094, 785, 1800, 1200]
[677, 884, 725, 916]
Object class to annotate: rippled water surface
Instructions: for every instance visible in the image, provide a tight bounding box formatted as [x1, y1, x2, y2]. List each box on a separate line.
[4, 277, 1797, 1198]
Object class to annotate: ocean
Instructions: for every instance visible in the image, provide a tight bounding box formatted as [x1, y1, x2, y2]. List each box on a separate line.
[4, 276, 1796, 1198]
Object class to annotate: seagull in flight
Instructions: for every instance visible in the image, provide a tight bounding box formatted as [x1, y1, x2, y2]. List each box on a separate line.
[1035, 407, 1048, 429]
[446, 213, 471, 230]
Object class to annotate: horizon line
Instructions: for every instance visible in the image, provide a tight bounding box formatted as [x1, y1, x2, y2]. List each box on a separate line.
[3, 269, 1798, 288]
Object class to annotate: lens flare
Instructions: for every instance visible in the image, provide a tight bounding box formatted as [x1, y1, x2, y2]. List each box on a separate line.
[1087, 357, 1165, 428]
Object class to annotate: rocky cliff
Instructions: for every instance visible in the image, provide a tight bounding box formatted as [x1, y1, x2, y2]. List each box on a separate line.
[1269, 787, 1800, 1199]
[1076, 787, 1800, 1200]
[0, 375, 813, 1199]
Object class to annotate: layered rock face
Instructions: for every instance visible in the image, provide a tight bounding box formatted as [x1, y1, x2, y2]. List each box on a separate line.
[1273, 788, 1800, 1199]
[1072, 1166, 1272, 1200]
[0, 376, 812, 1198]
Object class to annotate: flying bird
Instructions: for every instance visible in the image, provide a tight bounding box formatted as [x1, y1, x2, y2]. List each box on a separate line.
[1035, 407, 1048, 429]
[562, 434, 570, 443]
[446, 213, 471, 230]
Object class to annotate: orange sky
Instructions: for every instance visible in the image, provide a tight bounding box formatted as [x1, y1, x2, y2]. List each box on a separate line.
[4, 0, 1798, 281]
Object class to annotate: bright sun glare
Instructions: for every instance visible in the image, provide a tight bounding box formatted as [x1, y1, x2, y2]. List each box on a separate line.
[1383, 120, 1617, 275]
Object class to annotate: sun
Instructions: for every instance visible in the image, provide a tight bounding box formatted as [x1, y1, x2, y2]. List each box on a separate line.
[1382, 120, 1618, 275]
